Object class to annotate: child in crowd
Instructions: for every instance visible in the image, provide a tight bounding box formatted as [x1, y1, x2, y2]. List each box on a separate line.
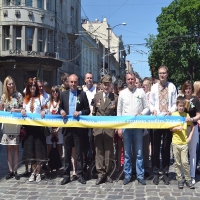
[170, 96, 195, 189]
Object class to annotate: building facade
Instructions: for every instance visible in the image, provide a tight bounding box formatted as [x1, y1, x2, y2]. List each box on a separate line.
[80, 29, 99, 83]
[0, 0, 81, 94]
[82, 18, 127, 82]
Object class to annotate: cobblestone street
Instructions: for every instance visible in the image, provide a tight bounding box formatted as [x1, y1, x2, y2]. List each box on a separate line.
[0, 145, 200, 200]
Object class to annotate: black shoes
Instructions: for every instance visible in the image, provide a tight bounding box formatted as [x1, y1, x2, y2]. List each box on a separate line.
[71, 175, 78, 182]
[162, 175, 170, 185]
[78, 175, 86, 184]
[185, 180, 195, 189]
[144, 172, 150, 178]
[106, 176, 113, 183]
[123, 178, 131, 185]
[95, 177, 105, 185]
[14, 172, 20, 180]
[195, 169, 200, 175]
[95, 176, 113, 185]
[5, 171, 20, 180]
[60, 177, 70, 185]
[138, 178, 146, 185]
[178, 180, 184, 189]
[5, 171, 13, 180]
[153, 175, 159, 185]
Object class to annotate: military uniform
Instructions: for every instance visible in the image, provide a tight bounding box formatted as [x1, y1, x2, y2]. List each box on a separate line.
[92, 75, 118, 183]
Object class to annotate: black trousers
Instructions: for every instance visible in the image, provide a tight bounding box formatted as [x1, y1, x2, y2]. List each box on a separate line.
[63, 128, 83, 178]
[151, 129, 172, 175]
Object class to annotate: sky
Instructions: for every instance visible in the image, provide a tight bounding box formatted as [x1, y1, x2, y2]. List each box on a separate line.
[81, 0, 173, 79]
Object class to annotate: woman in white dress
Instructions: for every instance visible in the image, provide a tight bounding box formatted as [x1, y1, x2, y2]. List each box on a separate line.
[21, 78, 46, 182]
[0, 76, 23, 180]
[46, 86, 63, 172]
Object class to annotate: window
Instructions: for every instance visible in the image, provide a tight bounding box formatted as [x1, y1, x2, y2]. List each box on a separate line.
[43, 71, 52, 86]
[47, 0, 51, 10]
[16, 26, 21, 50]
[38, 29, 43, 52]
[47, 31, 52, 52]
[5, 0, 10, 6]
[37, 0, 43, 9]
[26, 27, 34, 51]
[26, 0, 32, 7]
[58, 1, 62, 19]
[15, 0, 21, 5]
[3, 26, 10, 50]
[70, 7, 74, 26]
[68, 42, 73, 60]
[76, 9, 78, 29]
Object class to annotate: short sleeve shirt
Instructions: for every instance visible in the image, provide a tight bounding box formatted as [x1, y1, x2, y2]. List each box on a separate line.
[184, 96, 200, 125]
[171, 111, 191, 145]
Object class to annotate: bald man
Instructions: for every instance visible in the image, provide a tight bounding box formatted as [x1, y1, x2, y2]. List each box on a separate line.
[59, 74, 90, 185]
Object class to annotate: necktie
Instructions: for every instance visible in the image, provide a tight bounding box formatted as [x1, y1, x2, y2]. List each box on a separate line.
[104, 95, 108, 103]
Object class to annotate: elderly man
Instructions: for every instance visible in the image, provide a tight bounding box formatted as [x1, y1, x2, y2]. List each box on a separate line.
[59, 74, 90, 185]
[117, 72, 149, 185]
[92, 75, 118, 185]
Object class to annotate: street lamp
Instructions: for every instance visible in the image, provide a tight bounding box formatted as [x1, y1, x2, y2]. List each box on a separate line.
[106, 22, 126, 73]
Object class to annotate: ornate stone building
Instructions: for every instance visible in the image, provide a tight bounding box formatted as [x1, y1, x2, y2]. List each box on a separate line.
[0, 0, 81, 94]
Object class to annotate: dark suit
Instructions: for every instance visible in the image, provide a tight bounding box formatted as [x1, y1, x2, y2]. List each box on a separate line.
[58, 89, 90, 178]
[92, 91, 118, 178]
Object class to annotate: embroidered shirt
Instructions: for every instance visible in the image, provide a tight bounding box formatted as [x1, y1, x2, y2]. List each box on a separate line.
[149, 82, 177, 115]
[23, 96, 46, 114]
[158, 82, 169, 113]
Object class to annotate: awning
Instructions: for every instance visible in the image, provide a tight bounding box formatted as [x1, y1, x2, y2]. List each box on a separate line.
[0, 56, 63, 67]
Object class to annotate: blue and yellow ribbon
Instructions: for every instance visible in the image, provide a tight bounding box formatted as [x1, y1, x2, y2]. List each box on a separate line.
[0, 111, 185, 129]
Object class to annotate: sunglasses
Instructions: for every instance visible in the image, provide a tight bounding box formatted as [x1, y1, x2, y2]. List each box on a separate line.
[52, 90, 59, 94]
[29, 84, 36, 87]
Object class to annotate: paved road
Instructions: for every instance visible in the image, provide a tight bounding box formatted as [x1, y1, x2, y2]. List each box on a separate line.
[0, 145, 200, 200]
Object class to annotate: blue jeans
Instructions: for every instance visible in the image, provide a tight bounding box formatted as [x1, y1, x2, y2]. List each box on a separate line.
[123, 128, 144, 180]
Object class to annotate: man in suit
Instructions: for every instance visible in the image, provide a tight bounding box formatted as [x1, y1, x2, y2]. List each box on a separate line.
[92, 75, 118, 185]
[59, 74, 90, 185]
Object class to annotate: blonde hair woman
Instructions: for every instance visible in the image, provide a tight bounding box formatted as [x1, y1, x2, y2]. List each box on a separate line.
[193, 81, 200, 98]
[0, 76, 23, 180]
[142, 78, 152, 100]
[193, 81, 200, 176]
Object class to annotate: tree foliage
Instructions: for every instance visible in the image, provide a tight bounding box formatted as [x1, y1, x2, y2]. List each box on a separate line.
[145, 0, 200, 87]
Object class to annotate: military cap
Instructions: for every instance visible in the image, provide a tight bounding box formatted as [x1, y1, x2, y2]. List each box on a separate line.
[101, 75, 112, 83]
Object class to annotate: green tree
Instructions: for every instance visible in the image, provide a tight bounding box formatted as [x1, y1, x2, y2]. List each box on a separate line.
[145, 0, 200, 87]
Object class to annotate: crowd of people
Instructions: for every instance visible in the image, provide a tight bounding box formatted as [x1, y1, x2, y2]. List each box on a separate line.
[0, 65, 200, 189]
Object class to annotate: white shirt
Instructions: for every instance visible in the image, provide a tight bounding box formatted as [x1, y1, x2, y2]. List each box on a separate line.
[149, 82, 177, 115]
[83, 85, 96, 105]
[83, 85, 96, 115]
[117, 87, 149, 116]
